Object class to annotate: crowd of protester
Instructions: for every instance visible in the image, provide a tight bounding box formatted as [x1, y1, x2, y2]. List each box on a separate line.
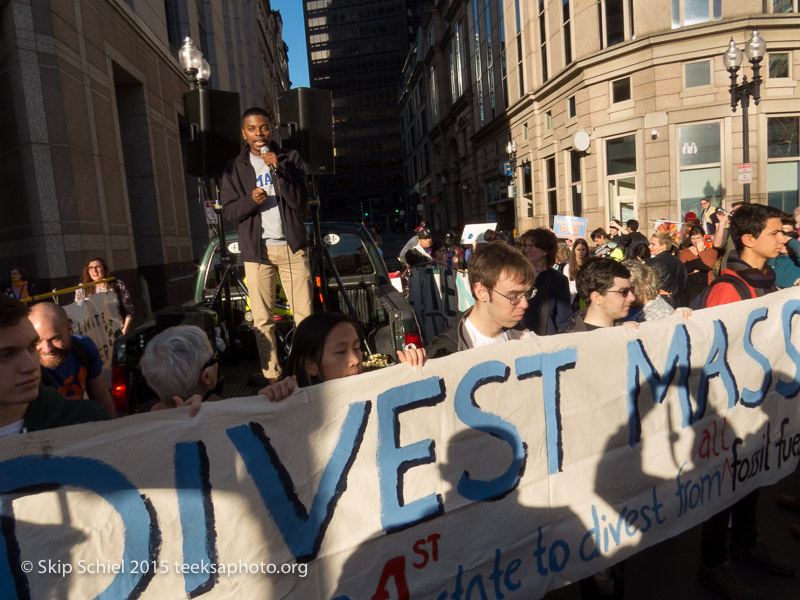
[3, 201, 800, 600]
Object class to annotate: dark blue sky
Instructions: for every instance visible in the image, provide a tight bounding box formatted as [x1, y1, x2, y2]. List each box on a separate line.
[273, 0, 310, 88]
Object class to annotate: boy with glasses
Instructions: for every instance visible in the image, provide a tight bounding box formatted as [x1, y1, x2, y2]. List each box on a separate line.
[568, 258, 635, 331]
[426, 242, 536, 357]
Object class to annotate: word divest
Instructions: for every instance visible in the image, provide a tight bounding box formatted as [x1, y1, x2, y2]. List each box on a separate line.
[2, 289, 800, 599]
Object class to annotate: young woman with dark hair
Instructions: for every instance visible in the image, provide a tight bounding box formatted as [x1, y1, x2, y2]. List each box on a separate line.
[259, 311, 426, 401]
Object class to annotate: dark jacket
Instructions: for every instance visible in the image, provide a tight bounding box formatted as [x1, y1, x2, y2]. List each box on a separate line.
[24, 384, 110, 432]
[521, 268, 573, 335]
[426, 306, 528, 358]
[647, 251, 687, 307]
[220, 142, 309, 262]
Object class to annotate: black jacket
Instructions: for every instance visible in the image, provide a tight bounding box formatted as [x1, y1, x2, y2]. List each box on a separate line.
[427, 306, 528, 358]
[24, 384, 109, 432]
[521, 269, 573, 335]
[220, 142, 309, 262]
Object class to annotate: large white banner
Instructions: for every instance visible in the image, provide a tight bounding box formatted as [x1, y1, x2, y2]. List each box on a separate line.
[2, 289, 800, 599]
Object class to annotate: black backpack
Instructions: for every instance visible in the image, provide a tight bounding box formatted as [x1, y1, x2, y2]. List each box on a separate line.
[690, 274, 753, 309]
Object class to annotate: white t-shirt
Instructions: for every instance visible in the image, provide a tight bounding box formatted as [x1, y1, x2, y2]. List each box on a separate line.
[0, 419, 25, 438]
[249, 153, 286, 245]
[463, 315, 510, 348]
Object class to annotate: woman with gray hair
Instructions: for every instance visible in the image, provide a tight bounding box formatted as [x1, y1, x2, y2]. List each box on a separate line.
[139, 325, 219, 412]
[622, 260, 691, 322]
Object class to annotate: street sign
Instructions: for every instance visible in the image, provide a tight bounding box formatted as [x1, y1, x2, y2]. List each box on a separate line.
[738, 163, 752, 184]
[500, 161, 513, 176]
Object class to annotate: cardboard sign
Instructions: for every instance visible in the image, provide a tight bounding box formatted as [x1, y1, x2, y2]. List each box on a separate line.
[408, 266, 474, 342]
[461, 223, 497, 245]
[3, 289, 800, 599]
[553, 216, 588, 238]
[64, 292, 123, 385]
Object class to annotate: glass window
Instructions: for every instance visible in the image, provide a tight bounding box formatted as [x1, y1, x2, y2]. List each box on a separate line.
[767, 117, 800, 213]
[771, 0, 797, 13]
[539, 0, 549, 82]
[570, 150, 582, 216]
[768, 162, 799, 213]
[769, 52, 790, 79]
[523, 163, 532, 195]
[545, 110, 552, 130]
[563, 0, 572, 65]
[685, 60, 711, 88]
[612, 77, 631, 103]
[607, 135, 636, 175]
[546, 157, 558, 219]
[678, 122, 721, 218]
[768, 117, 799, 159]
[679, 122, 720, 166]
[672, 0, 721, 27]
[568, 95, 576, 118]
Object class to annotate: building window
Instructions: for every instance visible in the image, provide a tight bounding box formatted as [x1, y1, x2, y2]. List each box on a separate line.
[606, 134, 636, 222]
[768, 116, 800, 213]
[568, 95, 576, 118]
[769, 0, 798, 12]
[545, 110, 552, 130]
[546, 156, 558, 222]
[430, 67, 439, 122]
[570, 150, 582, 216]
[671, 0, 721, 28]
[538, 0, 548, 83]
[523, 162, 533, 195]
[612, 77, 631, 103]
[685, 60, 711, 88]
[563, 0, 573, 65]
[678, 122, 721, 218]
[597, 0, 633, 49]
[473, 0, 485, 126]
[485, 0, 496, 117]
[515, 0, 524, 96]
[769, 52, 791, 79]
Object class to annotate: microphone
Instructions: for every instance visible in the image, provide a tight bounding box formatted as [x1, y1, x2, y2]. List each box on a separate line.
[260, 145, 277, 179]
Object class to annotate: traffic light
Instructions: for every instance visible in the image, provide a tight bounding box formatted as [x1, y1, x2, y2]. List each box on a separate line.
[395, 209, 399, 213]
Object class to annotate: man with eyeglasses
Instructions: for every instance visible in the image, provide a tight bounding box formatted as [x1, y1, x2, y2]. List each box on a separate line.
[568, 258, 635, 331]
[426, 242, 537, 358]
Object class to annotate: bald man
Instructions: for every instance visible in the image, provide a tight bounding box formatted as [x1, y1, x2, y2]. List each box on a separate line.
[28, 302, 114, 416]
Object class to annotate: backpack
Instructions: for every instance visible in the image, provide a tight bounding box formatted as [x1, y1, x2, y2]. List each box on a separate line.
[690, 274, 753, 309]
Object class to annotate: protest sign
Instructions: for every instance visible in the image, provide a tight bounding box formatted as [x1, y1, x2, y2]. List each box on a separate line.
[553, 216, 588, 239]
[407, 266, 474, 342]
[63, 292, 123, 384]
[2, 289, 800, 599]
[460, 223, 496, 245]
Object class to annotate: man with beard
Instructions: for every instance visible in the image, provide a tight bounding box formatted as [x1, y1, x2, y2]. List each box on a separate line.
[28, 302, 114, 416]
[0, 296, 108, 437]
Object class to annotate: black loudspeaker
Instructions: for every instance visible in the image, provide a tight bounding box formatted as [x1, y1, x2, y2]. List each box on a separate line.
[278, 88, 334, 176]
[183, 89, 241, 179]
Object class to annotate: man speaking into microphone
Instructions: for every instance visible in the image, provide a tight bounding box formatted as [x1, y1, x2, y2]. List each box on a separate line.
[221, 106, 313, 384]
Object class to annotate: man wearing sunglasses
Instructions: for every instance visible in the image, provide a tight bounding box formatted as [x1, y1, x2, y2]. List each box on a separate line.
[568, 258, 634, 331]
[139, 325, 220, 413]
[426, 242, 537, 358]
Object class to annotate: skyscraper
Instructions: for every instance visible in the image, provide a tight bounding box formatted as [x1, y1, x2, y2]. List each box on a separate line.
[304, 0, 431, 224]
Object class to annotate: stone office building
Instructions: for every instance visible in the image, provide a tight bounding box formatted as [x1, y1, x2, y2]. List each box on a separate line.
[1, 0, 288, 311]
[401, 0, 800, 236]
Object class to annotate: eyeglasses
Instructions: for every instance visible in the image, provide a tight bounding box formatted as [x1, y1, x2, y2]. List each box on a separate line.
[604, 287, 635, 297]
[489, 287, 537, 305]
[88, 266, 103, 271]
[202, 352, 219, 371]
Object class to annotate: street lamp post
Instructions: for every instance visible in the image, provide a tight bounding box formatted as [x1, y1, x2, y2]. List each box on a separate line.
[506, 140, 518, 230]
[722, 30, 766, 204]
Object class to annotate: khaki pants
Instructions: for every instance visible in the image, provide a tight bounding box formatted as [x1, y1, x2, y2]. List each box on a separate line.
[244, 244, 313, 379]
